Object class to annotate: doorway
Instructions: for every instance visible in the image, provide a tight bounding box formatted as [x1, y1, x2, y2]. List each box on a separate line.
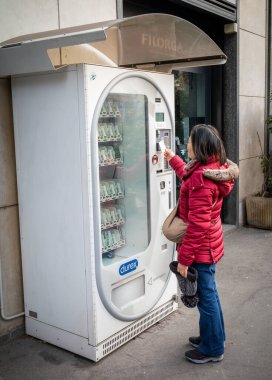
[174, 67, 211, 194]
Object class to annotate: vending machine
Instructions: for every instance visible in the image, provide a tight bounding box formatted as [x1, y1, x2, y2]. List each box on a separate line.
[11, 64, 177, 361]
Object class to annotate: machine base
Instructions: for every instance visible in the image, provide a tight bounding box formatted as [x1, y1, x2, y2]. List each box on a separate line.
[26, 299, 178, 362]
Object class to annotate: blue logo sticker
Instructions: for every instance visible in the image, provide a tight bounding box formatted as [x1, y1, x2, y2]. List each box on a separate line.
[119, 259, 138, 276]
[90, 72, 96, 81]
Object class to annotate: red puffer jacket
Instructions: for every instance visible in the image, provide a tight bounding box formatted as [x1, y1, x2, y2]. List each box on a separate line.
[169, 155, 234, 266]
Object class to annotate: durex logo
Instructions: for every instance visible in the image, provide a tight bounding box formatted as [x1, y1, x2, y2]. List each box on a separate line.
[119, 259, 138, 276]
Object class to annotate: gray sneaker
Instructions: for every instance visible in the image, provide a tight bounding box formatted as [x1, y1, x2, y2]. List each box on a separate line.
[189, 336, 226, 348]
[188, 336, 201, 348]
[185, 348, 224, 364]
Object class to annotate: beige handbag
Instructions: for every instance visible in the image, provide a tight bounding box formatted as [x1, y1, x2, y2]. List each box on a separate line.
[162, 201, 187, 243]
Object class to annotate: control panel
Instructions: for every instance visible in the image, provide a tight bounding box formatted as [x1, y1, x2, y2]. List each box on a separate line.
[155, 129, 172, 174]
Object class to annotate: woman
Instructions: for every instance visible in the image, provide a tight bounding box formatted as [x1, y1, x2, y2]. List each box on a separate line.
[164, 124, 236, 364]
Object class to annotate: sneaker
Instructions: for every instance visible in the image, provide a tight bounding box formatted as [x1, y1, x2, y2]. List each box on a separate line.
[185, 348, 224, 364]
[189, 336, 226, 349]
[189, 336, 201, 348]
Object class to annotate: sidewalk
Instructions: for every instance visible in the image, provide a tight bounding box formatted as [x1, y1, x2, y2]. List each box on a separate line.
[0, 227, 272, 380]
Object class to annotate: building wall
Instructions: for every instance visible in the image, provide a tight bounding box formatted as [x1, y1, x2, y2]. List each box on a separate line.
[0, 79, 24, 340]
[238, 0, 267, 224]
[0, 0, 116, 43]
[0, 0, 116, 341]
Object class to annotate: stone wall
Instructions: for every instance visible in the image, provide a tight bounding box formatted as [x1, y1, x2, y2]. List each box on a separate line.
[0, 0, 116, 43]
[0, 0, 116, 341]
[238, 0, 267, 224]
[0, 79, 24, 340]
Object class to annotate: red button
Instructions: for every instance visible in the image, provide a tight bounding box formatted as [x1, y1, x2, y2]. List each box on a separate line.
[152, 154, 158, 165]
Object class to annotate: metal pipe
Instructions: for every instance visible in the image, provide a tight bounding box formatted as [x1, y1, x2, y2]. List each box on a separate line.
[0, 258, 24, 320]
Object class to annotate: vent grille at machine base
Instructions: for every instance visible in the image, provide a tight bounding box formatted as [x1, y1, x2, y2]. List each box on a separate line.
[102, 300, 175, 358]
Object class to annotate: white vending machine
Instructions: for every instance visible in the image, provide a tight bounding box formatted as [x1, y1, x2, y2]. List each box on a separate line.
[12, 64, 178, 361]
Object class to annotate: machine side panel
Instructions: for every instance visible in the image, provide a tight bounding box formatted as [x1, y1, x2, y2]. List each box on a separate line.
[12, 70, 88, 337]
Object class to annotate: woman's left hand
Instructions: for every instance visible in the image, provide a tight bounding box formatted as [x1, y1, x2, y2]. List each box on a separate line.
[177, 263, 188, 278]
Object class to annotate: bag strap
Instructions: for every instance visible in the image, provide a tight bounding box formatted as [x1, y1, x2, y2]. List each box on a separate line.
[212, 199, 217, 208]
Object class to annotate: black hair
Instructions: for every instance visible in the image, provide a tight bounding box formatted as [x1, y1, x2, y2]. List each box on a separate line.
[190, 124, 227, 165]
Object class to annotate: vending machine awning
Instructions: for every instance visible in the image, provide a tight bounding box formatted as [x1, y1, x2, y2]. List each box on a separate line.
[0, 13, 227, 76]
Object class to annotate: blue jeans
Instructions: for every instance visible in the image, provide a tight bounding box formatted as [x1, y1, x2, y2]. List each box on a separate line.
[192, 263, 225, 356]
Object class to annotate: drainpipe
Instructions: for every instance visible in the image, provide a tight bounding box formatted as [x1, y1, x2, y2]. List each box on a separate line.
[0, 258, 24, 320]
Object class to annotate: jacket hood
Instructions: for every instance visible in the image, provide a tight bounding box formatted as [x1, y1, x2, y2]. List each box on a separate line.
[184, 157, 234, 198]
[215, 176, 234, 198]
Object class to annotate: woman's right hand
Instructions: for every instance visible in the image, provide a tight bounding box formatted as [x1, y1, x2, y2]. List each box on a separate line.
[164, 148, 175, 162]
[177, 263, 188, 278]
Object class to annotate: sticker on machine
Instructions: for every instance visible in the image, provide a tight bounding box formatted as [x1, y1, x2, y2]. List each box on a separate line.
[119, 259, 138, 276]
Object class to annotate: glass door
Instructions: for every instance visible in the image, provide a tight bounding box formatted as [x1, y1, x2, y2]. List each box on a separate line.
[98, 93, 150, 266]
[174, 68, 211, 195]
[174, 68, 211, 161]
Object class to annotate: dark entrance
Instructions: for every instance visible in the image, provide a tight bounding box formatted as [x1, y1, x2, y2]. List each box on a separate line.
[122, 0, 238, 225]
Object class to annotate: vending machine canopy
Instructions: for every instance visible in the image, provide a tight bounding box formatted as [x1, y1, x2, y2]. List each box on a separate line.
[0, 13, 227, 76]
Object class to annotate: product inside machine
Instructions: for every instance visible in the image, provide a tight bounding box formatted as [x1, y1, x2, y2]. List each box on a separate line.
[98, 93, 151, 265]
